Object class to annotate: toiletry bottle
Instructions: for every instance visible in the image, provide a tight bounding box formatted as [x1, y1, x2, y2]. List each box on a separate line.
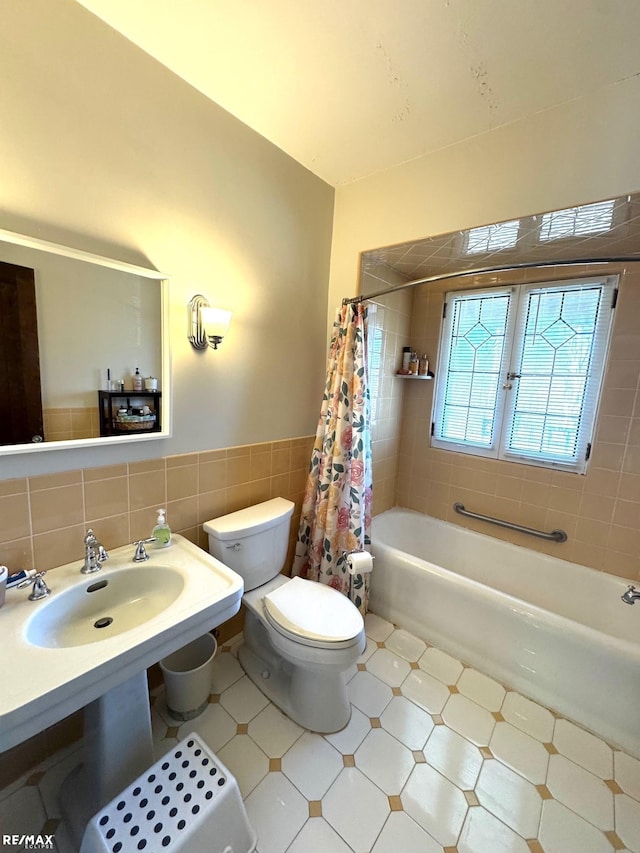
[152, 508, 172, 548]
[401, 346, 411, 372]
[133, 367, 143, 391]
[409, 351, 419, 374]
[419, 353, 429, 376]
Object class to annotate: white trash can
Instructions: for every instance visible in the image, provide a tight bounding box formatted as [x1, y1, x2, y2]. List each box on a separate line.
[160, 633, 217, 721]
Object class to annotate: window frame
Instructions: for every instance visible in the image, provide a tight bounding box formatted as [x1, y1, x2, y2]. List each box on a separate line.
[431, 275, 618, 473]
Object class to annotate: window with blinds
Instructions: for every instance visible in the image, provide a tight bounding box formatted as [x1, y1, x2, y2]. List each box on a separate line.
[431, 277, 617, 472]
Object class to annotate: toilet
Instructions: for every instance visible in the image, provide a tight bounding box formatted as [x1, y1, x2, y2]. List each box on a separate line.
[203, 497, 366, 733]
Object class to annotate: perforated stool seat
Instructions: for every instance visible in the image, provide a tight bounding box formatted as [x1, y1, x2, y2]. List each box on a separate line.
[80, 733, 256, 853]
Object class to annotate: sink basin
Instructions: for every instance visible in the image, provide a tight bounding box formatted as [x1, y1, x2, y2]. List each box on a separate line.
[25, 566, 185, 648]
[1, 534, 244, 753]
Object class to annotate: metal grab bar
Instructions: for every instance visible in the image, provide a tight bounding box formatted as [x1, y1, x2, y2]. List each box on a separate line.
[453, 502, 568, 543]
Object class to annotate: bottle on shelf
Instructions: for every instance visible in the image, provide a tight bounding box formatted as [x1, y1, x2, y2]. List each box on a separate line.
[133, 367, 143, 391]
[419, 353, 429, 376]
[408, 351, 419, 374]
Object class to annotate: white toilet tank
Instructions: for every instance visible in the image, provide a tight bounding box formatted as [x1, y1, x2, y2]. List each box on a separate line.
[203, 498, 295, 591]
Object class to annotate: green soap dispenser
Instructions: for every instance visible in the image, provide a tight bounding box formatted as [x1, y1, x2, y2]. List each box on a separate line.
[152, 508, 172, 548]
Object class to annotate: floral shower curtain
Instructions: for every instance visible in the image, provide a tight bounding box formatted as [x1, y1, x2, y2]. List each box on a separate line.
[292, 301, 372, 615]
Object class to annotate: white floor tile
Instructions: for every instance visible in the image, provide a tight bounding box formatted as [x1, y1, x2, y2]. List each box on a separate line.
[380, 695, 434, 751]
[367, 648, 411, 687]
[217, 734, 269, 798]
[355, 728, 415, 794]
[372, 811, 443, 853]
[244, 772, 308, 853]
[457, 668, 506, 712]
[424, 724, 483, 790]
[489, 721, 550, 785]
[189, 701, 238, 752]
[539, 799, 614, 853]
[281, 732, 342, 800]
[553, 718, 613, 780]
[286, 817, 354, 853]
[211, 649, 245, 693]
[359, 635, 378, 663]
[615, 793, 640, 853]
[458, 806, 531, 853]
[364, 613, 395, 642]
[248, 704, 304, 758]
[38, 747, 82, 820]
[323, 768, 390, 851]
[401, 670, 450, 714]
[0, 785, 46, 837]
[403, 762, 468, 846]
[419, 646, 464, 685]
[476, 757, 542, 839]
[547, 754, 614, 831]
[501, 691, 555, 743]
[615, 751, 640, 802]
[442, 693, 495, 746]
[324, 706, 372, 754]
[385, 629, 427, 663]
[347, 670, 393, 717]
[219, 674, 270, 723]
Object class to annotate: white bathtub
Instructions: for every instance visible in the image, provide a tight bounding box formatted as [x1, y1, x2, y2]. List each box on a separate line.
[370, 508, 640, 758]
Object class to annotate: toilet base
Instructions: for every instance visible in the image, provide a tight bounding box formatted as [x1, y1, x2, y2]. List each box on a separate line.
[238, 627, 353, 733]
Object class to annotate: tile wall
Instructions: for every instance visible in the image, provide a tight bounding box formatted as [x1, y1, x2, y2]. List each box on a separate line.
[0, 435, 313, 576]
[363, 264, 412, 517]
[396, 262, 640, 582]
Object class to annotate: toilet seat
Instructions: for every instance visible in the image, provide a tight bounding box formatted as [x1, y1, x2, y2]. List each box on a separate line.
[263, 576, 363, 648]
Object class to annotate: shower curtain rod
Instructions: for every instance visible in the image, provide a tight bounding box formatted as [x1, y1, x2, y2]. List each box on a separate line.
[342, 256, 640, 305]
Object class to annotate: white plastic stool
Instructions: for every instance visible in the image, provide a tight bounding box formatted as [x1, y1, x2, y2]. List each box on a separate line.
[80, 733, 256, 853]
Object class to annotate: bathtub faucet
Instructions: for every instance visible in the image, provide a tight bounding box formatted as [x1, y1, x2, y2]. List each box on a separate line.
[621, 585, 640, 605]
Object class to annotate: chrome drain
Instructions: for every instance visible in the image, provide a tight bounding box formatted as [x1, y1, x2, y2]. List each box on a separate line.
[94, 616, 113, 629]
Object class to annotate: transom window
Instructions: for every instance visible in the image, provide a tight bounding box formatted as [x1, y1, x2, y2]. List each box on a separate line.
[431, 277, 617, 472]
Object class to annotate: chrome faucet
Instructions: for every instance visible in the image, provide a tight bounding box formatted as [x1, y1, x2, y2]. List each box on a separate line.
[132, 537, 156, 562]
[81, 529, 109, 574]
[621, 585, 640, 605]
[17, 571, 51, 601]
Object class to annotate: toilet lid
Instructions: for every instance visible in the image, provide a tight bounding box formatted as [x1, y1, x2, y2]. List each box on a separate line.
[263, 577, 364, 643]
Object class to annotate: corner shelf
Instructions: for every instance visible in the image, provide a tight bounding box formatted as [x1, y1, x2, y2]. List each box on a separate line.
[395, 372, 434, 380]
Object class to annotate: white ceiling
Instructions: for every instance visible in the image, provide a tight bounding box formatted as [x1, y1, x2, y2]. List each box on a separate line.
[76, 0, 640, 187]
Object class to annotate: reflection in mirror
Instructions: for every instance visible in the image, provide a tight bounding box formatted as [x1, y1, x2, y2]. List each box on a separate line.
[0, 230, 170, 455]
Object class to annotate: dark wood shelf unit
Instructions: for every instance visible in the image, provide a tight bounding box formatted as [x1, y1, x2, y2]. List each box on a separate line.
[98, 390, 162, 437]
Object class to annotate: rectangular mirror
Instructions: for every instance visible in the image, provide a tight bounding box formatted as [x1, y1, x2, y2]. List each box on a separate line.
[0, 229, 170, 455]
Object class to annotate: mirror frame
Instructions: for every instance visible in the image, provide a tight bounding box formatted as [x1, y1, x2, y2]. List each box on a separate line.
[0, 228, 171, 455]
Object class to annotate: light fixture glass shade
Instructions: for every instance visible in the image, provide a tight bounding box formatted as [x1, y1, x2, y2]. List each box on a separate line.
[200, 307, 232, 339]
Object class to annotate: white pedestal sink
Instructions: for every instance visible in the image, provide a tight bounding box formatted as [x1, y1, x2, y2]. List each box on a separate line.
[0, 535, 244, 846]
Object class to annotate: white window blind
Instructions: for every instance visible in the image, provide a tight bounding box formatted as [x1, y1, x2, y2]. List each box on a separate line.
[539, 201, 615, 242]
[432, 277, 617, 472]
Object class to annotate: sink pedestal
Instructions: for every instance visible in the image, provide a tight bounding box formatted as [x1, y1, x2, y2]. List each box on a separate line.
[60, 670, 154, 848]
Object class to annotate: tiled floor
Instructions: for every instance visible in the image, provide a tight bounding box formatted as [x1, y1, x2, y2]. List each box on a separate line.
[2, 612, 640, 853]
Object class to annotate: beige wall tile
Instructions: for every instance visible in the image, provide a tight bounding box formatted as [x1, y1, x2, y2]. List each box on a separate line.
[83, 464, 128, 482]
[84, 477, 129, 520]
[199, 458, 226, 492]
[0, 478, 27, 497]
[0, 492, 31, 541]
[227, 453, 251, 486]
[129, 470, 166, 511]
[167, 464, 198, 501]
[30, 484, 84, 535]
[33, 524, 86, 571]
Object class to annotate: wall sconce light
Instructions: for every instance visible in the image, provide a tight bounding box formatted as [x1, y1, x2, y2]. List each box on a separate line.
[187, 294, 232, 350]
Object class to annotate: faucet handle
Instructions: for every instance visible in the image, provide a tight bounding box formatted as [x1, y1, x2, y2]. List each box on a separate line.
[132, 538, 157, 562]
[18, 571, 50, 601]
